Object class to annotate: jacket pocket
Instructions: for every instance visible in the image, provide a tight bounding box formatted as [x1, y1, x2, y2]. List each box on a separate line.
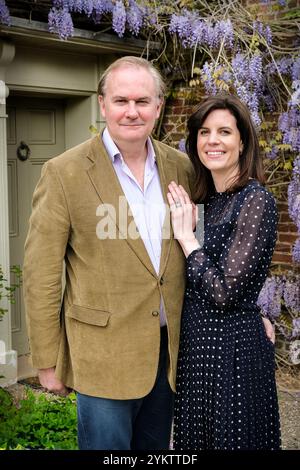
[66, 304, 110, 327]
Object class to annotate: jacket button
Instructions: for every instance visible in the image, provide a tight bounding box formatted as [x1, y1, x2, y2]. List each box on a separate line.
[152, 311, 159, 317]
[159, 277, 164, 285]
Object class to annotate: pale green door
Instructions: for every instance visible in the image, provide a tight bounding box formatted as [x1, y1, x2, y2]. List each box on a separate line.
[7, 96, 65, 355]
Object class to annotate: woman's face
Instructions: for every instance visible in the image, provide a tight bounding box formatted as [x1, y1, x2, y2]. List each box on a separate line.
[197, 109, 243, 182]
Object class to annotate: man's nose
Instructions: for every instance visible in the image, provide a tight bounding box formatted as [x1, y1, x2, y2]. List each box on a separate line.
[125, 102, 138, 118]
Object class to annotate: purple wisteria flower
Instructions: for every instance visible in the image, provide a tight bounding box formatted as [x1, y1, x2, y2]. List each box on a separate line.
[261, 0, 286, 5]
[288, 156, 300, 230]
[283, 149, 300, 252]
[216, 19, 234, 49]
[276, 57, 293, 75]
[290, 80, 300, 107]
[291, 319, 300, 338]
[232, 54, 248, 81]
[80, 0, 94, 16]
[169, 10, 200, 48]
[253, 20, 272, 45]
[288, 174, 300, 206]
[279, 108, 300, 152]
[112, 0, 126, 37]
[292, 57, 300, 82]
[257, 276, 283, 320]
[178, 139, 186, 153]
[231, 53, 263, 126]
[52, 1, 71, 8]
[265, 145, 279, 160]
[169, 11, 234, 50]
[48, 7, 74, 40]
[292, 155, 300, 176]
[283, 278, 300, 314]
[293, 196, 300, 232]
[200, 62, 218, 95]
[0, 0, 10, 25]
[92, 0, 113, 23]
[275, 56, 300, 155]
[93, 0, 113, 15]
[292, 238, 300, 264]
[127, 0, 144, 36]
[262, 92, 275, 112]
[249, 55, 263, 88]
[289, 340, 300, 364]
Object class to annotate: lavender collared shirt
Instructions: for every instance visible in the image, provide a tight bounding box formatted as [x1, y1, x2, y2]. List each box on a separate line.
[102, 128, 167, 326]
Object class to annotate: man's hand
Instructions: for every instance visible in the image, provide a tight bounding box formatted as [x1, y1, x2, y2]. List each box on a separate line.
[262, 317, 275, 344]
[38, 367, 70, 396]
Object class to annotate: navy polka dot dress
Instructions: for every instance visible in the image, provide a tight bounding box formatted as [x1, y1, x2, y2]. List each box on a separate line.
[173, 179, 281, 450]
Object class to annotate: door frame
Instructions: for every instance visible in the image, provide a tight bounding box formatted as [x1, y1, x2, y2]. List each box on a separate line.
[1, 86, 100, 384]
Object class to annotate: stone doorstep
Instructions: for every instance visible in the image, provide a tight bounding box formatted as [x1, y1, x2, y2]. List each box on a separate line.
[0, 349, 17, 387]
[17, 354, 37, 381]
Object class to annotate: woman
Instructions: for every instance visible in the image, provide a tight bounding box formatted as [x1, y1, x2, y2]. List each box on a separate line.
[168, 95, 281, 450]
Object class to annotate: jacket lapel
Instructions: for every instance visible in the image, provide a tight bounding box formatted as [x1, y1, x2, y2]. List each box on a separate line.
[86, 135, 157, 277]
[152, 140, 178, 277]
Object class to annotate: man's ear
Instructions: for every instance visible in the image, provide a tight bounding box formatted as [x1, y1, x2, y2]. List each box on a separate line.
[98, 95, 106, 117]
[156, 98, 164, 119]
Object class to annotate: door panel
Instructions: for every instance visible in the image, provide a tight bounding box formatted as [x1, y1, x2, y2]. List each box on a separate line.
[7, 96, 65, 355]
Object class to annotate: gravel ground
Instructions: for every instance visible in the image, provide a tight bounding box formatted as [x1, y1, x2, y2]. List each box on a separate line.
[276, 368, 300, 450]
[4, 379, 300, 450]
[278, 390, 300, 450]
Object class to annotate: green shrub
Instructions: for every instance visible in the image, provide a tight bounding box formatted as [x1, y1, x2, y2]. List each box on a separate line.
[0, 265, 22, 321]
[0, 387, 78, 449]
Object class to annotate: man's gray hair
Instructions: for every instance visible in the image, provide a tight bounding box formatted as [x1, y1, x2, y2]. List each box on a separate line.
[97, 56, 166, 99]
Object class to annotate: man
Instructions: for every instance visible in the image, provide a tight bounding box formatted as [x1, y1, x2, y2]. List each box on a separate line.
[24, 56, 274, 450]
[23, 56, 195, 450]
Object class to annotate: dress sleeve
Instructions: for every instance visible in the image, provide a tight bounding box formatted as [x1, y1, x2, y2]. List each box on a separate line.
[186, 189, 278, 309]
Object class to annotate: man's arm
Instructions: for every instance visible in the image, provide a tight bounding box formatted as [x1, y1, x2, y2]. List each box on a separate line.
[24, 160, 70, 372]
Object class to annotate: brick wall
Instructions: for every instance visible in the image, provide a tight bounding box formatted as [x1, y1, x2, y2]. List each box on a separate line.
[162, 87, 196, 149]
[275, 203, 298, 266]
[161, 89, 299, 268]
[244, 0, 300, 15]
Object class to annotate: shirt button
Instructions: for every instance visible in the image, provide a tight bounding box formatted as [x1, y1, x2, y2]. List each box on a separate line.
[152, 311, 159, 317]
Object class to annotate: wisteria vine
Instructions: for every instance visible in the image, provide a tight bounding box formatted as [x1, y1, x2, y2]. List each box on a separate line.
[1, 0, 300, 365]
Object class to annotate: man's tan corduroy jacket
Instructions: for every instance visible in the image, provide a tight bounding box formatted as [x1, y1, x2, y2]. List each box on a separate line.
[23, 134, 195, 399]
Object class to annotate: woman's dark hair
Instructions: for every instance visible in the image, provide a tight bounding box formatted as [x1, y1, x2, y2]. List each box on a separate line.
[186, 94, 265, 201]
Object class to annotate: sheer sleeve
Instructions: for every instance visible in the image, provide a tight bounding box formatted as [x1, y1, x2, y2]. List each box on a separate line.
[186, 188, 278, 309]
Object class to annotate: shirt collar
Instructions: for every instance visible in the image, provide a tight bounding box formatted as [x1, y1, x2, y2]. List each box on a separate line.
[102, 128, 156, 169]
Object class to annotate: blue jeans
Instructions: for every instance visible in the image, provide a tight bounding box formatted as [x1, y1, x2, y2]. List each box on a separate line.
[77, 327, 174, 450]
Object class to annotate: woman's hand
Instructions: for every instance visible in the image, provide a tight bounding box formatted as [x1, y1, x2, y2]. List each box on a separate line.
[167, 181, 200, 257]
[262, 317, 275, 344]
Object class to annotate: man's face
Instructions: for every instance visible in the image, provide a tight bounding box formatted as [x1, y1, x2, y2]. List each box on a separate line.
[98, 65, 163, 147]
